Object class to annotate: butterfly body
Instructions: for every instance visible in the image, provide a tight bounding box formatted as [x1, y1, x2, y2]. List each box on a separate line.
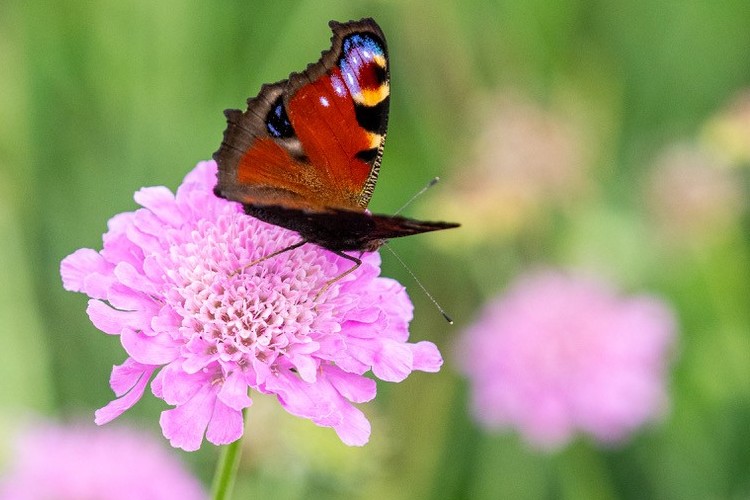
[214, 18, 459, 253]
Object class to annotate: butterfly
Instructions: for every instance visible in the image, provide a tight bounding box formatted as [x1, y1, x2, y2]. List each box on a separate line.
[213, 18, 459, 289]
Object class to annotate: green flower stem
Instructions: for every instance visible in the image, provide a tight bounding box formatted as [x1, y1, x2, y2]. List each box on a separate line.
[555, 441, 616, 500]
[211, 433, 244, 500]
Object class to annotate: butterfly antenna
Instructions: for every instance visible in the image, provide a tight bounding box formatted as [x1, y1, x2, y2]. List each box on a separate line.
[394, 177, 441, 215]
[383, 242, 453, 324]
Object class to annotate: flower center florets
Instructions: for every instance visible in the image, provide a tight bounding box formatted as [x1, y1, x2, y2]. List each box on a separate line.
[162, 213, 334, 366]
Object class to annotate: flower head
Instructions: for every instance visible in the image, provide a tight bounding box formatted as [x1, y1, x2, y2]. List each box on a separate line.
[458, 270, 676, 450]
[0, 422, 205, 500]
[60, 161, 442, 450]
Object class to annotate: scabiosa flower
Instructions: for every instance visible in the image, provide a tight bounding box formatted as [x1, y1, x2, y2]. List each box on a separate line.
[0, 422, 205, 500]
[60, 161, 442, 451]
[458, 270, 676, 450]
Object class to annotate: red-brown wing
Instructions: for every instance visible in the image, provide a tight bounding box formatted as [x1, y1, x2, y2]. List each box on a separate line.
[213, 18, 389, 212]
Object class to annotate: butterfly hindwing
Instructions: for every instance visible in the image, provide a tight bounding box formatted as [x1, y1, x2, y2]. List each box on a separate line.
[214, 18, 389, 212]
[241, 204, 459, 252]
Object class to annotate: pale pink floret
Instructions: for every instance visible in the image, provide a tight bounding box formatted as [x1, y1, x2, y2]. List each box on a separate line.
[458, 270, 676, 450]
[61, 161, 442, 450]
[0, 422, 205, 500]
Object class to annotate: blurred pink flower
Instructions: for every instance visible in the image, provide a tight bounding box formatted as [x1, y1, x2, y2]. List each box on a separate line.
[60, 161, 441, 450]
[0, 422, 205, 500]
[645, 144, 743, 244]
[458, 270, 676, 450]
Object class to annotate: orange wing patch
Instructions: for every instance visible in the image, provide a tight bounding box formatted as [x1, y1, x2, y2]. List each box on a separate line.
[235, 138, 331, 210]
[288, 72, 374, 208]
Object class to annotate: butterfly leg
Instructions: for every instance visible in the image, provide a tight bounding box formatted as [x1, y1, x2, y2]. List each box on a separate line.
[231, 240, 307, 277]
[314, 251, 363, 301]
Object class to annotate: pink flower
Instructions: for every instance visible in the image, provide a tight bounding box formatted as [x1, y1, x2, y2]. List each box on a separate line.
[0, 422, 205, 500]
[645, 143, 742, 244]
[458, 270, 676, 450]
[60, 161, 442, 451]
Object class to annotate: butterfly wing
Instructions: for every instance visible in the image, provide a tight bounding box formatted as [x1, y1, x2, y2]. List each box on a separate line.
[240, 203, 460, 252]
[214, 18, 389, 212]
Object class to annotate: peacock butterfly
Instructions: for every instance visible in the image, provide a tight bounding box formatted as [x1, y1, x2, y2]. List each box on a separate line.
[213, 18, 459, 279]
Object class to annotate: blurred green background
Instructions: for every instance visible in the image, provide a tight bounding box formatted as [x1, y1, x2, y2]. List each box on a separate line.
[2, 0, 750, 498]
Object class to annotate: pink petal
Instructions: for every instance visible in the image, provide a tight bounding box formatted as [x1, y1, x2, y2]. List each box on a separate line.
[339, 251, 380, 283]
[133, 208, 171, 238]
[151, 305, 182, 333]
[120, 328, 180, 365]
[95, 361, 155, 424]
[323, 365, 376, 403]
[142, 254, 165, 283]
[332, 403, 371, 446]
[368, 278, 414, 334]
[316, 337, 349, 360]
[133, 186, 183, 226]
[370, 339, 414, 382]
[87, 300, 142, 335]
[285, 341, 321, 383]
[151, 367, 165, 398]
[269, 371, 372, 445]
[156, 363, 206, 406]
[206, 400, 245, 446]
[160, 384, 216, 451]
[248, 357, 274, 389]
[109, 358, 154, 396]
[82, 274, 117, 301]
[177, 189, 223, 221]
[177, 161, 217, 198]
[328, 351, 369, 376]
[346, 337, 414, 382]
[60, 248, 110, 296]
[345, 306, 381, 323]
[125, 221, 161, 256]
[409, 341, 443, 373]
[340, 318, 384, 339]
[181, 336, 219, 374]
[217, 370, 252, 411]
[101, 213, 143, 268]
[107, 284, 158, 313]
[105, 210, 135, 236]
[113, 262, 158, 295]
[283, 372, 371, 445]
[270, 372, 335, 422]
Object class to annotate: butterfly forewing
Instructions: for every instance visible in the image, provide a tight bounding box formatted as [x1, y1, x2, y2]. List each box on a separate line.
[214, 18, 389, 212]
